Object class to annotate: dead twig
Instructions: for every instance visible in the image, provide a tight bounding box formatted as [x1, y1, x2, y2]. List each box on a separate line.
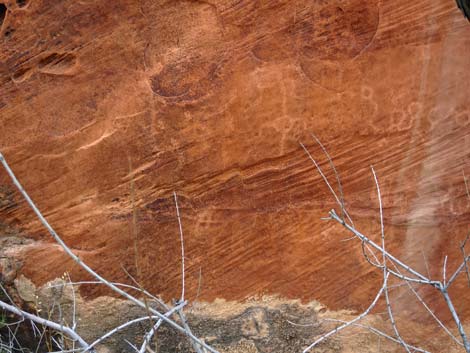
[372, 167, 411, 353]
[0, 152, 220, 353]
[302, 273, 390, 353]
[301, 137, 470, 353]
[0, 299, 90, 352]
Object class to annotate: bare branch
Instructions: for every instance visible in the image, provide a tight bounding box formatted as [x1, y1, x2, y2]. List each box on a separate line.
[461, 235, 470, 288]
[87, 301, 187, 353]
[0, 299, 90, 351]
[372, 167, 411, 353]
[446, 254, 470, 290]
[0, 152, 220, 353]
[302, 273, 389, 353]
[329, 210, 437, 285]
[440, 287, 470, 352]
[138, 301, 187, 353]
[177, 306, 204, 353]
[47, 280, 164, 307]
[64, 273, 77, 331]
[405, 283, 463, 346]
[443, 255, 448, 286]
[303, 137, 470, 352]
[125, 339, 140, 353]
[322, 319, 430, 353]
[299, 142, 354, 226]
[310, 133, 348, 224]
[174, 192, 186, 303]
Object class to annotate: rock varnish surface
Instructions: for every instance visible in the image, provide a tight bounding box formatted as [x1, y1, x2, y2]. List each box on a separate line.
[0, 0, 469, 333]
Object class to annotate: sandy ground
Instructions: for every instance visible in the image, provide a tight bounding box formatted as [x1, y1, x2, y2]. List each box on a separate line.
[1, 275, 466, 353]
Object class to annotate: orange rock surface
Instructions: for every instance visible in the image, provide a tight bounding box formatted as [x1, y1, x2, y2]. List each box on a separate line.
[0, 0, 469, 328]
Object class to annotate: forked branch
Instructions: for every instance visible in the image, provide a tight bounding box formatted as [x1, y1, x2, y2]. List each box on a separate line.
[0, 152, 219, 353]
[300, 139, 470, 353]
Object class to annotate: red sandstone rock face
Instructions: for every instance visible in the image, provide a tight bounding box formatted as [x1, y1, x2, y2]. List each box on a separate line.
[0, 0, 469, 326]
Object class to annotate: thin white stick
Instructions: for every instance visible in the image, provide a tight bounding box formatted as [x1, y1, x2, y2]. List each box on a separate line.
[173, 193, 203, 352]
[300, 142, 354, 226]
[7, 324, 24, 351]
[125, 339, 140, 353]
[405, 283, 463, 346]
[0, 299, 90, 351]
[87, 302, 186, 352]
[460, 235, 470, 288]
[303, 140, 383, 272]
[443, 255, 448, 286]
[322, 319, 430, 353]
[286, 320, 320, 328]
[177, 307, 204, 353]
[310, 133, 349, 225]
[138, 301, 187, 353]
[87, 316, 158, 351]
[389, 250, 468, 351]
[372, 167, 411, 353]
[446, 255, 470, 290]
[173, 192, 185, 303]
[64, 273, 77, 331]
[50, 349, 85, 353]
[440, 286, 470, 352]
[329, 210, 437, 285]
[47, 280, 163, 306]
[302, 273, 389, 353]
[51, 336, 63, 351]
